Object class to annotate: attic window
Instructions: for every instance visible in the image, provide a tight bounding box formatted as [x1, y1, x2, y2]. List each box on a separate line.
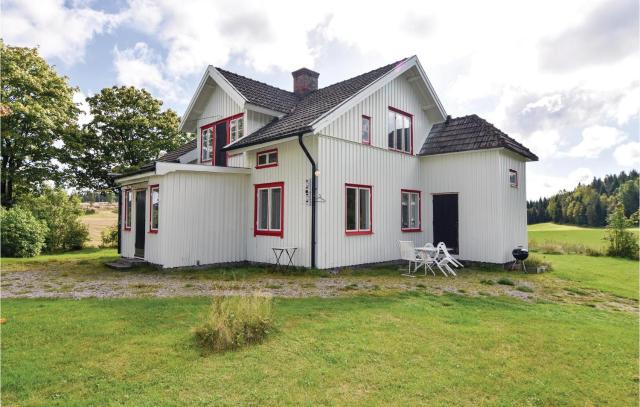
[362, 115, 371, 144]
[201, 127, 214, 162]
[387, 107, 412, 154]
[509, 169, 518, 188]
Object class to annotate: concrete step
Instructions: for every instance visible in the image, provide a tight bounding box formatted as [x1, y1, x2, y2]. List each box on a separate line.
[105, 258, 148, 270]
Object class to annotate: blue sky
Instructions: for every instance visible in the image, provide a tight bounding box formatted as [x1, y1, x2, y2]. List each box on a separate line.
[3, 0, 638, 199]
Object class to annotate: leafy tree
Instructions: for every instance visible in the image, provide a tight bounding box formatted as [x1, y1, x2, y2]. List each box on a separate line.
[16, 187, 89, 252]
[0, 207, 48, 257]
[0, 42, 79, 206]
[616, 179, 639, 218]
[605, 203, 639, 259]
[64, 86, 190, 190]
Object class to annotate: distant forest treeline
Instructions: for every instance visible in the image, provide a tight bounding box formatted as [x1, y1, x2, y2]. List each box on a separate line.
[527, 170, 639, 226]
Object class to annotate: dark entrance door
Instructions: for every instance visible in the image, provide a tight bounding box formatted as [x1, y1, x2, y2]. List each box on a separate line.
[214, 122, 227, 167]
[135, 190, 146, 258]
[433, 194, 459, 254]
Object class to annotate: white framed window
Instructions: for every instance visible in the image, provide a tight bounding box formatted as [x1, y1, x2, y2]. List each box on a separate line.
[201, 127, 214, 162]
[401, 190, 421, 231]
[229, 116, 244, 143]
[387, 107, 412, 154]
[345, 184, 372, 235]
[256, 149, 278, 169]
[509, 169, 518, 188]
[362, 115, 371, 144]
[149, 185, 159, 233]
[123, 189, 132, 230]
[254, 182, 284, 237]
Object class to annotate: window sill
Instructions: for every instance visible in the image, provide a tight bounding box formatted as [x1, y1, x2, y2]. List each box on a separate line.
[401, 228, 422, 233]
[387, 148, 413, 156]
[256, 163, 278, 169]
[255, 230, 283, 238]
[123, 227, 131, 232]
[346, 230, 373, 236]
[148, 229, 158, 234]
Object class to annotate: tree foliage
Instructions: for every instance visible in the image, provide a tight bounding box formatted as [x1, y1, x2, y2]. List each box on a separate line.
[0, 207, 48, 257]
[64, 86, 189, 190]
[16, 187, 89, 252]
[605, 203, 639, 259]
[0, 41, 79, 206]
[528, 170, 639, 227]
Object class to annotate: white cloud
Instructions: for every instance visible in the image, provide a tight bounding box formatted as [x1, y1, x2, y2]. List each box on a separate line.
[515, 129, 563, 160]
[113, 42, 181, 103]
[73, 91, 93, 126]
[613, 141, 640, 167]
[527, 167, 594, 200]
[1, 0, 121, 64]
[567, 125, 626, 158]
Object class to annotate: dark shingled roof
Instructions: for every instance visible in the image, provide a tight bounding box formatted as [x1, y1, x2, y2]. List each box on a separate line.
[157, 139, 197, 162]
[418, 115, 538, 161]
[225, 58, 407, 150]
[217, 68, 299, 113]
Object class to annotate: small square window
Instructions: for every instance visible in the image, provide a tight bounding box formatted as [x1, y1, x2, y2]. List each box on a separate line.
[256, 149, 278, 168]
[509, 170, 518, 188]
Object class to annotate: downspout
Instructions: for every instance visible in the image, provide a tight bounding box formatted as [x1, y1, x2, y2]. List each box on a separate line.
[298, 134, 317, 268]
[116, 187, 122, 255]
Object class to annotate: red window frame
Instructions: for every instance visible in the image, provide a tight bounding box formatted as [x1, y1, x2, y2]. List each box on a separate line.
[509, 169, 518, 188]
[148, 184, 159, 234]
[123, 189, 132, 231]
[345, 183, 373, 236]
[362, 115, 371, 145]
[199, 113, 244, 165]
[255, 148, 278, 169]
[388, 106, 414, 155]
[400, 189, 422, 232]
[254, 182, 284, 238]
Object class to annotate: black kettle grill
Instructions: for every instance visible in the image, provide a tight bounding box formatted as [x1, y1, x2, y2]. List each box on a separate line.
[511, 246, 529, 272]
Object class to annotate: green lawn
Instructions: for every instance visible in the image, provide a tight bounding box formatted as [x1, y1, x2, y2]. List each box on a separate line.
[529, 222, 639, 251]
[2, 295, 637, 406]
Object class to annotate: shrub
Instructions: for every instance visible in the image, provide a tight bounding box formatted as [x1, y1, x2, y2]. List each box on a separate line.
[0, 207, 48, 257]
[83, 208, 96, 215]
[100, 225, 119, 248]
[605, 203, 639, 260]
[193, 294, 273, 353]
[16, 187, 89, 252]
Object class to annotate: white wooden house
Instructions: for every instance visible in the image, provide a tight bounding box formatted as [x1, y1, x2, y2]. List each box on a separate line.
[115, 56, 537, 269]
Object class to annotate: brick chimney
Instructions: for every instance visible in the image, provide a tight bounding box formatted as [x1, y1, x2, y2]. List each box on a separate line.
[292, 68, 319, 97]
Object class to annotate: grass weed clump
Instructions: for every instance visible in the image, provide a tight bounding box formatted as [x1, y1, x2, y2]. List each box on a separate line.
[194, 294, 273, 353]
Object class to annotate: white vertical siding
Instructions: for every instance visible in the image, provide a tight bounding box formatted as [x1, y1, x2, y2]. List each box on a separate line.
[316, 136, 425, 269]
[497, 150, 528, 262]
[246, 139, 314, 267]
[316, 71, 435, 156]
[245, 109, 275, 135]
[155, 172, 248, 268]
[421, 149, 527, 264]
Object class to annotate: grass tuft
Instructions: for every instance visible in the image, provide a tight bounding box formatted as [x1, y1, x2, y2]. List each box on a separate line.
[497, 278, 515, 286]
[193, 294, 273, 353]
[516, 285, 534, 293]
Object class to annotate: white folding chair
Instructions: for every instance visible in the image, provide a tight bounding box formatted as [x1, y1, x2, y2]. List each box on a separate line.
[431, 244, 456, 277]
[398, 241, 426, 277]
[437, 242, 464, 268]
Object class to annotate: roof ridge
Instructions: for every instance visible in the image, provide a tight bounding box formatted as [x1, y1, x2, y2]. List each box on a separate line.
[315, 57, 408, 92]
[215, 66, 298, 98]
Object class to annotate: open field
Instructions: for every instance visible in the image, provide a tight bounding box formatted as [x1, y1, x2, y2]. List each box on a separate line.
[80, 208, 118, 246]
[1, 224, 638, 405]
[529, 222, 639, 251]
